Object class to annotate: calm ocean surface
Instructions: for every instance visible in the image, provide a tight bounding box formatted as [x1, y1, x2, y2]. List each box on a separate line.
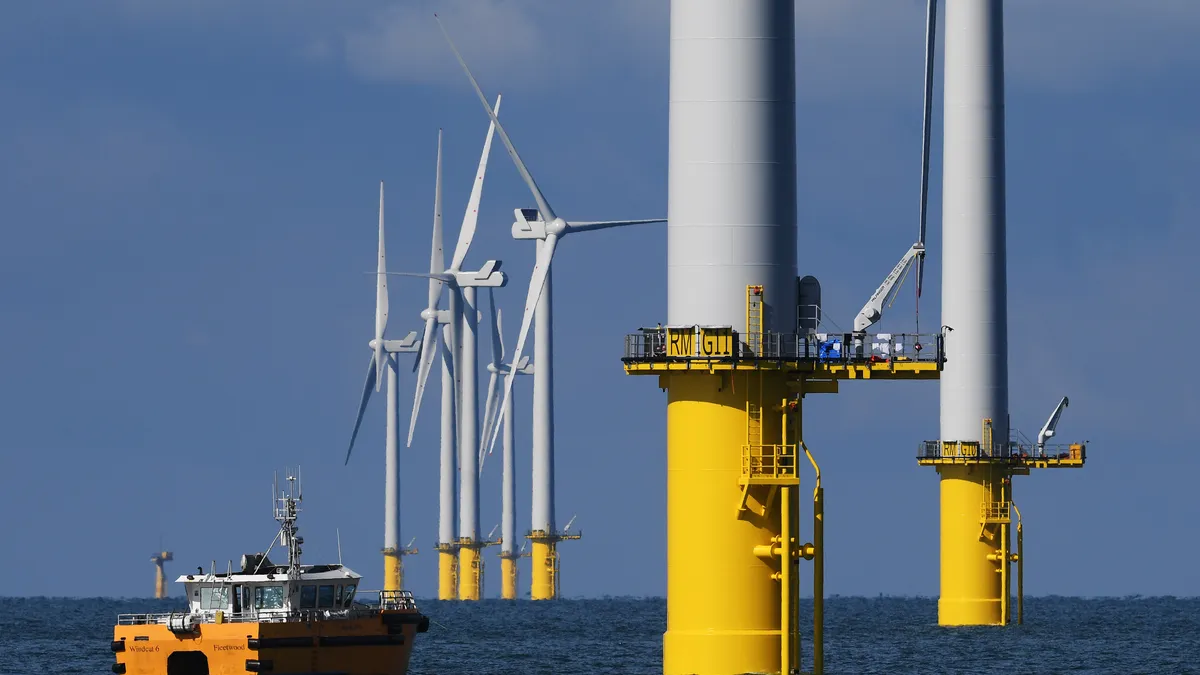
[1, 596, 1196, 674]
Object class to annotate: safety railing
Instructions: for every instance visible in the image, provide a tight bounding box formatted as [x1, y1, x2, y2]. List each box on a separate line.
[742, 444, 799, 481]
[376, 589, 419, 611]
[919, 440, 1086, 462]
[116, 599, 416, 626]
[980, 501, 1011, 522]
[624, 328, 944, 365]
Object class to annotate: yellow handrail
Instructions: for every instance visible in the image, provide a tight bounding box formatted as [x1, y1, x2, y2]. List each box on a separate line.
[1012, 503, 1023, 625]
[802, 441, 823, 675]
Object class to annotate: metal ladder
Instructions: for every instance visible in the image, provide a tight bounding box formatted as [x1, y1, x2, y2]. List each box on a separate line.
[746, 285, 764, 356]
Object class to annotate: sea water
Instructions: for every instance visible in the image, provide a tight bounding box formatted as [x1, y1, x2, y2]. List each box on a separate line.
[1, 596, 1196, 674]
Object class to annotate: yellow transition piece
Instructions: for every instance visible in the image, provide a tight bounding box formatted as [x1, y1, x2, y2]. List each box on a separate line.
[664, 371, 791, 675]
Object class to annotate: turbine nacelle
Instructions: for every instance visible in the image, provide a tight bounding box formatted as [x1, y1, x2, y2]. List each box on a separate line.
[368, 332, 420, 354]
[487, 355, 533, 376]
[454, 261, 508, 288]
[512, 208, 544, 238]
[510, 209, 591, 239]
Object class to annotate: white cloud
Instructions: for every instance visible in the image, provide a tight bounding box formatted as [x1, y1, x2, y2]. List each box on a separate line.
[66, 1, 1200, 95]
[339, 0, 667, 88]
[342, 1, 543, 85]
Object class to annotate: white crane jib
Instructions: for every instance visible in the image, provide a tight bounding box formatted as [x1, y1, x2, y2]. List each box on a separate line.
[1037, 396, 1069, 453]
[853, 241, 925, 334]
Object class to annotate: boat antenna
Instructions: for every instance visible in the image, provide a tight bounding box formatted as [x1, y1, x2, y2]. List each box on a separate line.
[337, 528, 343, 566]
[274, 468, 305, 579]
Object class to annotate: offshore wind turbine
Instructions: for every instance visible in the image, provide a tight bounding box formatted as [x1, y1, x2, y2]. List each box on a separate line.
[343, 182, 420, 592]
[437, 16, 666, 600]
[479, 290, 533, 600]
[401, 109, 506, 602]
[920, 0, 1086, 627]
[403, 130, 459, 600]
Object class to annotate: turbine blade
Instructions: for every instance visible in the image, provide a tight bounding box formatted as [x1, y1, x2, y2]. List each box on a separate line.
[449, 95, 502, 272]
[346, 356, 377, 465]
[916, 0, 937, 299]
[486, 233, 557, 455]
[565, 219, 666, 234]
[442, 315, 462, 455]
[387, 272, 455, 282]
[430, 129, 446, 304]
[411, 330, 423, 373]
[435, 15, 557, 223]
[488, 289, 503, 366]
[407, 316, 439, 446]
[498, 306, 506, 363]
[375, 181, 388, 392]
[481, 370, 499, 459]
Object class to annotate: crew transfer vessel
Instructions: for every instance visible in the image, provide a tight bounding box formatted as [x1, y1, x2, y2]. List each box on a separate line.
[111, 471, 428, 675]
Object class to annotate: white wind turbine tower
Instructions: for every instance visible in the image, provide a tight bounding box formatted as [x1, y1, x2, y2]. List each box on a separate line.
[479, 291, 533, 601]
[437, 16, 667, 600]
[402, 109, 506, 602]
[343, 182, 420, 593]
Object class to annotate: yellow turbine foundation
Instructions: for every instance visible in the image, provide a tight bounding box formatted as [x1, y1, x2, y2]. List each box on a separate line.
[625, 294, 943, 673]
[920, 426, 1086, 626]
[937, 464, 1007, 625]
[527, 530, 579, 600]
[383, 549, 401, 593]
[530, 540, 554, 601]
[458, 541, 482, 601]
[664, 371, 790, 675]
[437, 545, 458, 601]
[500, 555, 519, 600]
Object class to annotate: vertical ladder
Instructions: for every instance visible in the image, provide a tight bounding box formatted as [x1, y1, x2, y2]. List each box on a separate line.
[547, 545, 560, 598]
[747, 402, 763, 448]
[747, 285, 764, 356]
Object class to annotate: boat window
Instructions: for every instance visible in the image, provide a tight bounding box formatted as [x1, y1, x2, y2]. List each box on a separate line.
[343, 584, 356, 608]
[334, 585, 344, 607]
[254, 585, 285, 610]
[199, 586, 228, 610]
[299, 585, 317, 609]
[317, 584, 336, 608]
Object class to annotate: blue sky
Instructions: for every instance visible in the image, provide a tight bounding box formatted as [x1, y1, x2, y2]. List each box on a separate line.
[0, 1, 1196, 599]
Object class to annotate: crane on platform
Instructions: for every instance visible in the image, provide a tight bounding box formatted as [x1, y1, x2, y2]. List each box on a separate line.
[1037, 396, 1070, 455]
[852, 0, 936, 348]
[853, 241, 925, 337]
